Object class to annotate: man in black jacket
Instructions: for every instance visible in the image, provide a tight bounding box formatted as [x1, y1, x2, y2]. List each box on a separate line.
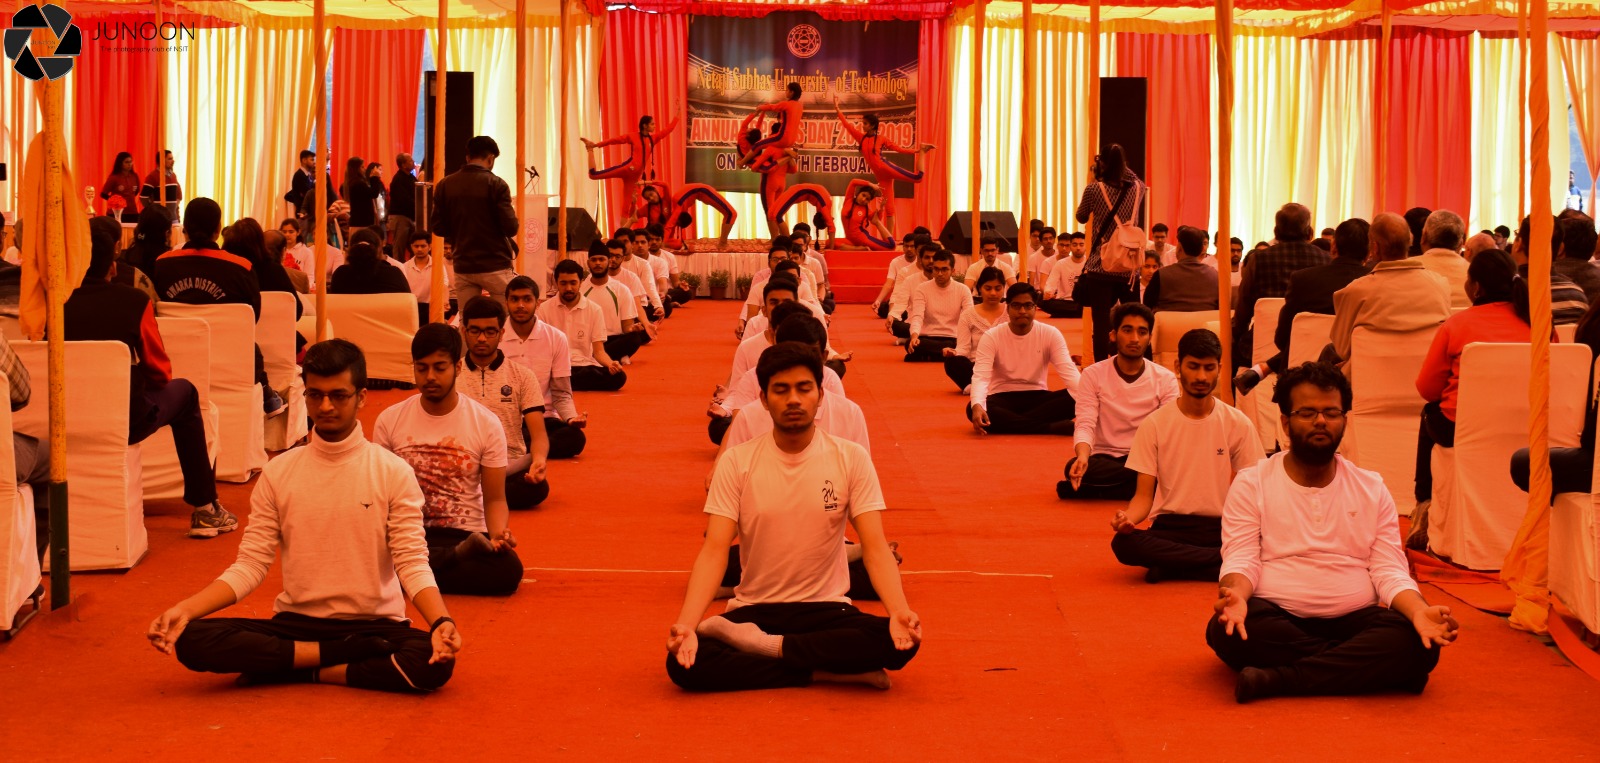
[389, 153, 418, 256]
[431, 136, 519, 309]
[284, 150, 315, 212]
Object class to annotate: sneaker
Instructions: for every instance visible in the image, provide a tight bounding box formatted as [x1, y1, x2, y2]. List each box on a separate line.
[1233, 368, 1262, 397]
[188, 502, 240, 539]
[263, 387, 288, 418]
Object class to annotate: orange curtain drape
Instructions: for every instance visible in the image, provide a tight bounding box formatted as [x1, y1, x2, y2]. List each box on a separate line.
[1382, 27, 1473, 215]
[1113, 32, 1211, 232]
[332, 29, 425, 193]
[913, 17, 951, 232]
[596, 9, 687, 231]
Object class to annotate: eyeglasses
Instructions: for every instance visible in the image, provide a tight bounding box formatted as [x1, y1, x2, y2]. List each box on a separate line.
[305, 390, 357, 405]
[1008, 302, 1038, 310]
[465, 326, 501, 338]
[1288, 408, 1346, 422]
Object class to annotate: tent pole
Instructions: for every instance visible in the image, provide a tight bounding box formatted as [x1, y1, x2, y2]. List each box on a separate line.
[1088, 0, 1100, 171]
[41, 73, 69, 607]
[1215, 0, 1235, 404]
[155, 0, 167, 210]
[313, 0, 328, 340]
[1375, 2, 1390, 215]
[1518, 0, 1528, 222]
[430, 0, 448, 323]
[1018, 0, 1032, 278]
[969, 0, 984, 261]
[558, 0, 571, 263]
[516, 0, 527, 276]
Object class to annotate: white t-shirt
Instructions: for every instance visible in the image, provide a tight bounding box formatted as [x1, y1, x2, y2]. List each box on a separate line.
[888, 270, 928, 317]
[970, 322, 1082, 408]
[648, 253, 670, 283]
[402, 256, 452, 304]
[536, 296, 607, 367]
[500, 319, 571, 413]
[1045, 255, 1087, 299]
[372, 394, 508, 532]
[1029, 252, 1058, 277]
[1073, 359, 1181, 458]
[954, 305, 1008, 358]
[963, 258, 1017, 286]
[909, 279, 973, 338]
[726, 365, 845, 411]
[747, 270, 819, 307]
[583, 277, 638, 336]
[725, 395, 871, 454]
[706, 430, 887, 609]
[741, 300, 827, 341]
[622, 255, 662, 307]
[727, 332, 773, 389]
[1125, 400, 1262, 517]
[885, 255, 917, 282]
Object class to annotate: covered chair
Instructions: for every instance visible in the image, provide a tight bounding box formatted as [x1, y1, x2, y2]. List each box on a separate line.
[1346, 326, 1437, 514]
[1150, 310, 1214, 373]
[139, 316, 221, 501]
[323, 293, 420, 384]
[153, 302, 267, 482]
[1550, 356, 1600, 634]
[1241, 298, 1285, 456]
[0, 375, 41, 637]
[259, 292, 308, 451]
[1286, 312, 1335, 367]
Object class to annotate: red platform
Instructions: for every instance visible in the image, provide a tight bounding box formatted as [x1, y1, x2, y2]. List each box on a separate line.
[825, 249, 901, 304]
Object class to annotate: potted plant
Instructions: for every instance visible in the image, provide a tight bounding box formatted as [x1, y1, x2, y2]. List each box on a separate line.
[735, 274, 753, 300]
[679, 272, 702, 299]
[707, 269, 731, 300]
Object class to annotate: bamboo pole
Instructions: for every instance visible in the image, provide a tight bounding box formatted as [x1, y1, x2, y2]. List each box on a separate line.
[1375, 2, 1391, 215]
[1018, 0, 1032, 278]
[1088, 0, 1100, 167]
[313, 0, 328, 340]
[1215, 0, 1235, 404]
[1518, 0, 1528, 222]
[155, 0, 167, 210]
[430, 0, 448, 323]
[41, 71, 69, 607]
[516, 0, 527, 275]
[558, 0, 570, 262]
[969, 0, 984, 259]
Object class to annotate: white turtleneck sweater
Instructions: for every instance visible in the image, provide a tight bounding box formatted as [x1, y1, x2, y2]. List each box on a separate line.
[217, 423, 437, 622]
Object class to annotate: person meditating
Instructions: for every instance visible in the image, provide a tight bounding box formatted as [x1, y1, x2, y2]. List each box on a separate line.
[458, 297, 551, 510]
[967, 283, 1081, 435]
[666, 342, 920, 692]
[1059, 303, 1178, 500]
[1209, 362, 1458, 703]
[944, 265, 1008, 392]
[1110, 329, 1262, 582]
[146, 340, 461, 692]
[906, 249, 972, 362]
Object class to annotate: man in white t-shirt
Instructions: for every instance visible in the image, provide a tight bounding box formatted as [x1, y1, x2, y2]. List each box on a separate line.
[583, 241, 644, 363]
[666, 342, 921, 692]
[501, 275, 587, 458]
[1040, 231, 1087, 318]
[1059, 302, 1179, 501]
[961, 236, 1018, 288]
[968, 283, 1081, 435]
[1111, 329, 1261, 582]
[709, 287, 807, 445]
[887, 242, 937, 340]
[871, 232, 923, 319]
[402, 231, 453, 326]
[625, 229, 668, 321]
[373, 324, 521, 597]
[542, 259, 627, 392]
[458, 296, 551, 510]
[646, 224, 692, 307]
[907, 250, 972, 362]
[1150, 223, 1179, 267]
[608, 237, 657, 348]
[1027, 227, 1059, 287]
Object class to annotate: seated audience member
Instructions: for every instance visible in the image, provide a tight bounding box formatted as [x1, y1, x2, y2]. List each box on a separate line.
[1230, 203, 1330, 371]
[622, 229, 667, 323]
[944, 266, 1009, 392]
[962, 236, 1017, 287]
[124, 206, 174, 274]
[714, 284, 806, 427]
[665, 342, 920, 692]
[1511, 214, 1589, 324]
[1235, 218, 1370, 393]
[1111, 330, 1262, 582]
[458, 297, 551, 510]
[147, 340, 461, 692]
[870, 233, 924, 319]
[67, 226, 235, 538]
[263, 229, 311, 295]
[886, 243, 937, 340]
[1462, 232, 1498, 261]
[1404, 207, 1432, 256]
[539, 259, 625, 392]
[329, 227, 409, 295]
[373, 324, 521, 596]
[403, 232, 453, 325]
[86, 216, 159, 303]
[224, 218, 302, 319]
[718, 308, 845, 442]
[0, 330, 46, 561]
[1511, 299, 1600, 498]
[1040, 232, 1087, 318]
[1142, 226, 1219, 313]
[1150, 223, 1177, 265]
[1408, 249, 1533, 550]
[1210, 361, 1456, 703]
[1059, 302, 1179, 500]
[741, 261, 822, 339]
[789, 232, 833, 314]
[1553, 213, 1600, 302]
[1027, 227, 1059, 288]
[501, 276, 586, 459]
[605, 237, 653, 337]
[968, 283, 1081, 435]
[583, 240, 644, 363]
[1135, 251, 1160, 303]
[1323, 213, 1450, 365]
[907, 250, 972, 362]
[1417, 210, 1470, 308]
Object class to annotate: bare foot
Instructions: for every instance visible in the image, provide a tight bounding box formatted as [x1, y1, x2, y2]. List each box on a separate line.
[814, 669, 891, 690]
[455, 532, 494, 558]
[696, 616, 781, 657]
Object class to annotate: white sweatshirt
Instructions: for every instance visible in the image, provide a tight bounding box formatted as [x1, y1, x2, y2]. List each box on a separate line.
[970, 322, 1081, 409]
[1072, 358, 1180, 457]
[909, 279, 973, 338]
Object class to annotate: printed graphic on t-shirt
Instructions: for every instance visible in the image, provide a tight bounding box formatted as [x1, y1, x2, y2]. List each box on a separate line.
[390, 436, 481, 529]
[822, 480, 839, 512]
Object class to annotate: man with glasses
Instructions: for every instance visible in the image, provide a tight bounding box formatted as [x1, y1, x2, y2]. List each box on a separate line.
[458, 296, 551, 510]
[1209, 362, 1457, 703]
[967, 283, 1081, 435]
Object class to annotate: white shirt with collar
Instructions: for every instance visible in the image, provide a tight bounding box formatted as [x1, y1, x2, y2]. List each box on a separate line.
[536, 295, 608, 367]
[500, 318, 574, 418]
[402, 256, 452, 304]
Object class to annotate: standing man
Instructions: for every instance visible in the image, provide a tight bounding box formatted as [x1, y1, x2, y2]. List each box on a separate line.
[141, 149, 182, 215]
[458, 297, 551, 510]
[501, 276, 588, 459]
[431, 136, 519, 308]
[389, 153, 419, 255]
[283, 150, 315, 217]
[146, 340, 461, 692]
[539, 259, 627, 392]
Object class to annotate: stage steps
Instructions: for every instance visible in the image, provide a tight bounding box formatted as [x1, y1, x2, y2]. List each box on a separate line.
[825, 249, 900, 304]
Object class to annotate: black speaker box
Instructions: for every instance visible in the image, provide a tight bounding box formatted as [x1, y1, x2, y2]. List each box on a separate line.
[548, 207, 599, 252]
[424, 71, 476, 180]
[1099, 77, 1147, 181]
[939, 211, 1020, 256]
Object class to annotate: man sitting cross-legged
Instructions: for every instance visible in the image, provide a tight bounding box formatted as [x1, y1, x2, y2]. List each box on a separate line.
[718, 307, 847, 436]
[540, 259, 627, 392]
[500, 275, 587, 458]
[459, 296, 551, 510]
[147, 340, 461, 692]
[583, 240, 644, 364]
[1059, 302, 1178, 500]
[967, 283, 1081, 435]
[906, 249, 972, 362]
[1110, 329, 1261, 582]
[708, 288, 808, 445]
[666, 342, 921, 692]
[374, 324, 522, 596]
[1209, 361, 1458, 703]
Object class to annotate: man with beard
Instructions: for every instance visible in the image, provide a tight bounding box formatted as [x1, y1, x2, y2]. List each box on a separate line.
[373, 324, 521, 596]
[665, 342, 921, 692]
[1110, 330, 1261, 582]
[1209, 361, 1458, 703]
[582, 240, 643, 364]
[606, 237, 656, 349]
[967, 283, 1081, 435]
[458, 297, 551, 510]
[500, 276, 587, 458]
[1059, 302, 1179, 500]
[540, 259, 626, 392]
[147, 340, 461, 692]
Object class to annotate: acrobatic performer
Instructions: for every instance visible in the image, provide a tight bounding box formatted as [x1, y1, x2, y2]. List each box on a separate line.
[768, 183, 835, 244]
[737, 114, 797, 220]
[832, 180, 896, 252]
[833, 96, 935, 234]
[581, 108, 679, 226]
[631, 181, 737, 251]
[749, 82, 805, 157]
[630, 182, 674, 231]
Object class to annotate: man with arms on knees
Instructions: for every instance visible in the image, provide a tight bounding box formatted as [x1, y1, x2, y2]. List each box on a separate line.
[540, 259, 626, 392]
[1111, 330, 1261, 582]
[500, 276, 587, 458]
[458, 297, 551, 509]
[431, 135, 519, 307]
[1059, 302, 1178, 500]
[886, 242, 936, 341]
[906, 250, 971, 362]
[373, 325, 522, 596]
[148, 340, 461, 691]
[583, 240, 644, 364]
[625, 228, 669, 321]
[666, 342, 921, 692]
[968, 283, 1081, 435]
[961, 236, 1017, 288]
[607, 237, 657, 347]
[1209, 362, 1457, 703]
[870, 233, 923, 319]
[1027, 227, 1059, 288]
[1040, 232, 1087, 318]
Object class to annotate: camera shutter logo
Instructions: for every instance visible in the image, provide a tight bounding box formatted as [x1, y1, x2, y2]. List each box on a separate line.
[786, 24, 821, 59]
[4, 3, 80, 81]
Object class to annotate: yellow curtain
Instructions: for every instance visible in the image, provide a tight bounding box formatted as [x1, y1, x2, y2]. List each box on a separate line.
[1559, 35, 1598, 215]
[1472, 33, 1572, 232]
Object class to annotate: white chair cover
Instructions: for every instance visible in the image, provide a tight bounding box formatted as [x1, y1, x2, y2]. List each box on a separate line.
[1429, 342, 1589, 570]
[140, 317, 220, 501]
[1551, 356, 1600, 633]
[1557, 323, 1577, 343]
[1347, 326, 1438, 514]
[1287, 312, 1335, 367]
[259, 292, 307, 451]
[15, 341, 147, 571]
[1248, 298, 1286, 455]
[1151, 310, 1216, 373]
[0, 375, 39, 631]
[323, 294, 419, 383]
[154, 303, 267, 482]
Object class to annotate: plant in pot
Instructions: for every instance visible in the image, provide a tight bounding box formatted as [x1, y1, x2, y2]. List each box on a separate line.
[734, 274, 753, 300]
[707, 269, 731, 300]
[679, 272, 702, 299]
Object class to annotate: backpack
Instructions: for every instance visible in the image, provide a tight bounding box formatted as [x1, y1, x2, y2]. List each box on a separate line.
[1095, 180, 1146, 275]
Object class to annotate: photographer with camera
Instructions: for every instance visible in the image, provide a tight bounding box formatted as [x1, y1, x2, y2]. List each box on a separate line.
[1073, 144, 1147, 361]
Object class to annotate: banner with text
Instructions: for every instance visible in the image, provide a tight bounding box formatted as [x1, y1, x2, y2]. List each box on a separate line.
[686, 12, 920, 197]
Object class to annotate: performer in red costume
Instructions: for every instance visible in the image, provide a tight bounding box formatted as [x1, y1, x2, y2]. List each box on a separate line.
[738, 117, 797, 234]
[669, 184, 736, 250]
[581, 109, 679, 226]
[833, 95, 935, 234]
[768, 183, 835, 243]
[630, 182, 673, 231]
[750, 82, 805, 156]
[833, 180, 895, 251]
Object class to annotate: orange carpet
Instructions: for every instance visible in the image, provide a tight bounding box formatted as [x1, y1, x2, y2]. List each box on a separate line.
[2, 302, 1598, 761]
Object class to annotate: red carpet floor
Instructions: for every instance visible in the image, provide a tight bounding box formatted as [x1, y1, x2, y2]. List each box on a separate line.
[1, 302, 1596, 761]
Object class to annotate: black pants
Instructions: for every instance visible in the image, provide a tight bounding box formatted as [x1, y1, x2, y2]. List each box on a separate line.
[825, 358, 847, 380]
[905, 336, 956, 363]
[721, 546, 880, 600]
[1414, 401, 1456, 503]
[660, 301, 674, 320]
[665, 601, 919, 692]
[174, 612, 452, 693]
[571, 365, 627, 392]
[1110, 514, 1222, 580]
[543, 417, 587, 459]
[504, 457, 550, 510]
[667, 286, 694, 305]
[890, 318, 911, 340]
[425, 526, 522, 596]
[1039, 298, 1083, 319]
[1510, 446, 1594, 499]
[875, 302, 890, 320]
[17, 432, 49, 562]
[708, 415, 732, 445]
[604, 332, 642, 361]
[1074, 271, 1131, 362]
[1057, 453, 1137, 500]
[973, 389, 1077, 435]
[944, 355, 974, 391]
[1205, 598, 1441, 697]
[129, 379, 216, 508]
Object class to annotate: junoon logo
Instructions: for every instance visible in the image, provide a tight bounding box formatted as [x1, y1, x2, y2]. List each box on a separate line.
[3, 3, 81, 81]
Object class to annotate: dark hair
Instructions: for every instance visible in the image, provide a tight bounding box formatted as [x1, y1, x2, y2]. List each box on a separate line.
[862, 113, 880, 130]
[1272, 361, 1352, 415]
[774, 313, 827, 352]
[554, 259, 586, 280]
[346, 227, 384, 268]
[299, 149, 316, 161]
[1467, 249, 1530, 325]
[182, 197, 222, 241]
[1111, 301, 1155, 331]
[84, 218, 118, 283]
[411, 322, 463, 362]
[773, 260, 802, 280]
[1068, 231, 1085, 241]
[594, 240, 617, 258]
[638, 114, 653, 133]
[466, 135, 500, 159]
[932, 250, 955, 267]
[1006, 282, 1039, 302]
[979, 235, 999, 251]
[1175, 225, 1206, 257]
[756, 341, 823, 392]
[630, 228, 648, 241]
[409, 231, 433, 249]
[124, 204, 172, 270]
[975, 266, 1007, 291]
[461, 295, 508, 327]
[1099, 144, 1129, 188]
[1495, 225, 1512, 238]
[768, 300, 811, 332]
[1029, 218, 1044, 232]
[302, 338, 368, 390]
[504, 275, 538, 298]
[613, 226, 634, 240]
[763, 275, 800, 300]
[770, 235, 793, 255]
[901, 232, 919, 244]
[1320, 227, 1336, 236]
[1151, 223, 1169, 234]
[1177, 328, 1222, 362]
[1333, 218, 1370, 262]
[222, 218, 269, 268]
[793, 222, 812, 235]
[343, 156, 366, 204]
[1230, 237, 1243, 247]
[1273, 203, 1313, 243]
[1312, 238, 1332, 252]
[113, 151, 134, 173]
[1558, 214, 1597, 262]
[786, 82, 802, 100]
[645, 223, 665, 238]
[1040, 226, 1057, 238]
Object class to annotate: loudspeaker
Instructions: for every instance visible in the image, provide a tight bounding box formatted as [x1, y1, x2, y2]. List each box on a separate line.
[548, 207, 599, 252]
[424, 71, 476, 180]
[939, 211, 1020, 256]
[1098, 77, 1147, 181]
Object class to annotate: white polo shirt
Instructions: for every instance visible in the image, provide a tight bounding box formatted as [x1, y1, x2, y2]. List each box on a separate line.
[501, 318, 572, 415]
[582, 277, 638, 336]
[536, 295, 608, 368]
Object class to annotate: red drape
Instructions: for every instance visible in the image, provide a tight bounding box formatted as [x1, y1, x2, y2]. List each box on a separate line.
[588, 1, 954, 20]
[331, 29, 424, 195]
[69, 13, 176, 215]
[1383, 28, 1472, 215]
[596, 9, 688, 231]
[1114, 32, 1212, 233]
[913, 17, 949, 232]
